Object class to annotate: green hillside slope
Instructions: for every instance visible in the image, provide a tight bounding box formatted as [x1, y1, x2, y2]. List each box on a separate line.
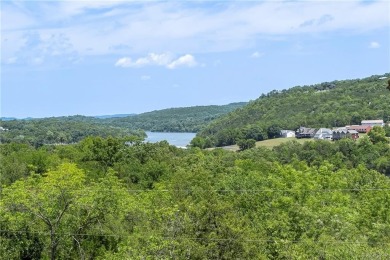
[196, 74, 390, 147]
[105, 102, 247, 132]
[0, 103, 247, 145]
[0, 116, 145, 146]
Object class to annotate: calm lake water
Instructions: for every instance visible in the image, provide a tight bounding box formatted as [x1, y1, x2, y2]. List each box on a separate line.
[145, 132, 196, 148]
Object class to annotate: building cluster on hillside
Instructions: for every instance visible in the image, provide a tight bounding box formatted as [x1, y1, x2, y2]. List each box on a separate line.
[280, 120, 386, 141]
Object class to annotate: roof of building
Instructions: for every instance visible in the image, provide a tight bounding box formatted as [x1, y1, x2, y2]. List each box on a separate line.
[361, 120, 384, 124]
[297, 127, 317, 134]
[333, 128, 348, 133]
[305, 129, 317, 134]
[316, 128, 333, 134]
[346, 125, 371, 129]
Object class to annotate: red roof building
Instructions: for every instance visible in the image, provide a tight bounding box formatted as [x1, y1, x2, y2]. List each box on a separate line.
[346, 125, 372, 133]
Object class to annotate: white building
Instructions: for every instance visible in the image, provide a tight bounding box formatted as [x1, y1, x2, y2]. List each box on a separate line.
[361, 120, 384, 127]
[280, 130, 295, 138]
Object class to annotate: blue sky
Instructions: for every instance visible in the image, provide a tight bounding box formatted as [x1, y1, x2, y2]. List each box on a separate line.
[1, 0, 389, 118]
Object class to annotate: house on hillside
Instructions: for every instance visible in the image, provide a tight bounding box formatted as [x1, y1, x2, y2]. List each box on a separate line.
[348, 130, 359, 140]
[295, 127, 317, 138]
[361, 120, 384, 127]
[280, 130, 295, 138]
[333, 128, 359, 141]
[313, 128, 333, 140]
[346, 125, 372, 133]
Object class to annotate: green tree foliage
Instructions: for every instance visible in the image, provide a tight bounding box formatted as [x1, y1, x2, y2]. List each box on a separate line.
[237, 138, 256, 151]
[267, 125, 282, 139]
[0, 116, 145, 146]
[272, 138, 390, 175]
[0, 163, 131, 259]
[387, 78, 390, 91]
[190, 136, 207, 149]
[0, 143, 62, 185]
[78, 136, 128, 168]
[1, 134, 390, 258]
[384, 124, 390, 137]
[368, 126, 389, 144]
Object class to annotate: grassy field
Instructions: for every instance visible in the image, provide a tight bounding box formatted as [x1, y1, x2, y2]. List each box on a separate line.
[219, 137, 312, 151]
[220, 133, 372, 151]
[255, 137, 312, 148]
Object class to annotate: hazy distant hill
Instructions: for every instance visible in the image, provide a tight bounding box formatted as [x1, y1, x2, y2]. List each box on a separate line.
[1, 114, 136, 121]
[0, 117, 17, 121]
[0, 117, 35, 121]
[94, 114, 136, 119]
[0, 103, 247, 145]
[105, 102, 248, 132]
[196, 73, 390, 147]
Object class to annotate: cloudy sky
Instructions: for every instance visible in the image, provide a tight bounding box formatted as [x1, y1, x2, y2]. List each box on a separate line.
[1, 0, 389, 118]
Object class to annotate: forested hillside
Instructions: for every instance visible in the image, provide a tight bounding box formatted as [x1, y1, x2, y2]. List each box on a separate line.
[196, 74, 390, 147]
[0, 116, 145, 147]
[0, 103, 247, 146]
[105, 102, 247, 132]
[1, 135, 389, 259]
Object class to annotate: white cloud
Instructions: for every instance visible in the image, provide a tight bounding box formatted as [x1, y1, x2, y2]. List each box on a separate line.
[167, 54, 197, 69]
[115, 57, 133, 67]
[369, 41, 380, 48]
[251, 51, 264, 58]
[138, 53, 173, 66]
[141, 75, 151, 80]
[115, 53, 198, 69]
[2, 31, 80, 66]
[115, 52, 173, 68]
[2, 1, 390, 58]
[134, 57, 149, 67]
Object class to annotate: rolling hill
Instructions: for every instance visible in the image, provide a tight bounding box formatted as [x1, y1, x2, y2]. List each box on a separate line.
[0, 103, 247, 145]
[196, 73, 390, 147]
[104, 102, 247, 132]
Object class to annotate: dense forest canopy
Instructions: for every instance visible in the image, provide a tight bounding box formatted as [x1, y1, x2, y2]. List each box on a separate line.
[196, 73, 390, 147]
[102, 102, 247, 132]
[0, 103, 247, 147]
[0, 116, 146, 147]
[1, 134, 389, 259]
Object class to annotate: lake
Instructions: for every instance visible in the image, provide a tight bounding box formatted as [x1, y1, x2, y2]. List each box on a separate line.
[145, 132, 196, 148]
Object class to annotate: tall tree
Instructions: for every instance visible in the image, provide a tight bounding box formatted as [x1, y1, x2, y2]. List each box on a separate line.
[1, 163, 131, 259]
[368, 126, 388, 144]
